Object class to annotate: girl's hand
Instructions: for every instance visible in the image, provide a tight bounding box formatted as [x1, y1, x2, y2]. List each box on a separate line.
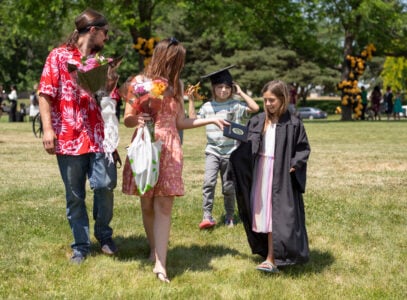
[212, 118, 229, 130]
[290, 167, 296, 173]
[137, 113, 152, 127]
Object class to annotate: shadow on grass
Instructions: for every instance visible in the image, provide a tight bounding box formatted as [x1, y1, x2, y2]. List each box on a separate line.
[91, 236, 333, 278]
[92, 235, 243, 274]
[90, 234, 152, 265]
[168, 243, 242, 277]
[169, 246, 334, 278]
[267, 249, 335, 276]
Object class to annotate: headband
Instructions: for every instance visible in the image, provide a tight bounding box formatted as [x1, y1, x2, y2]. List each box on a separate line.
[77, 20, 108, 34]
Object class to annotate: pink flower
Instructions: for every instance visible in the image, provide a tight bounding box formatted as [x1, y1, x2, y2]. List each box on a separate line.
[78, 54, 109, 72]
[128, 77, 168, 117]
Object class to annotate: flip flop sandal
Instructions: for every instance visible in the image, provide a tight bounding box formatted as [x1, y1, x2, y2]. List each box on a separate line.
[256, 261, 280, 273]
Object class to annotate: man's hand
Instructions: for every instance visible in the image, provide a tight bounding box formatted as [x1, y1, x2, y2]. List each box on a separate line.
[42, 129, 57, 155]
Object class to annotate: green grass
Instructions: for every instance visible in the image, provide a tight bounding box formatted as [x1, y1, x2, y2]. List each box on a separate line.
[0, 116, 406, 299]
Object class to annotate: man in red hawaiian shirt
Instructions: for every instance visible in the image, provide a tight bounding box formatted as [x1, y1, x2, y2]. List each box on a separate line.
[38, 8, 119, 264]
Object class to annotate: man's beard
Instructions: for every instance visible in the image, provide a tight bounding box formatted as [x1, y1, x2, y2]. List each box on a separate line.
[92, 44, 104, 53]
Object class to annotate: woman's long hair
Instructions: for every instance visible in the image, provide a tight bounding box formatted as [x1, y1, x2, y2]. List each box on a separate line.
[65, 8, 108, 49]
[261, 80, 289, 121]
[144, 38, 186, 102]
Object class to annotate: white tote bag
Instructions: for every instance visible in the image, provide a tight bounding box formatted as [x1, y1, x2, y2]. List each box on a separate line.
[127, 126, 162, 195]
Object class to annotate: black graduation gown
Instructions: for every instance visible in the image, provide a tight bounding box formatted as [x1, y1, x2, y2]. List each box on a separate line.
[229, 111, 311, 266]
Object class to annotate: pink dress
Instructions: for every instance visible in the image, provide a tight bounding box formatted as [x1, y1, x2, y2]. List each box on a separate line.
[250, 123, 276, 233]
[122, 94, 184, 197]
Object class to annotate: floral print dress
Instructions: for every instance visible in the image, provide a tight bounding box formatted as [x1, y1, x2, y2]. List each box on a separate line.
[122, 93, 184, 197]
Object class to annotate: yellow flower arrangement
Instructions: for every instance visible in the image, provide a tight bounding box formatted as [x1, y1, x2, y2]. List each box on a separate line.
[150, 81, 168, 100]
[337, 44, 375, 119]
[133, 37, 160, 67]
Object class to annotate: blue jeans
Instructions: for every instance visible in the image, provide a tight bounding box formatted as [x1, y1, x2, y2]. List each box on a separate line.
[57, 153, 117, 256]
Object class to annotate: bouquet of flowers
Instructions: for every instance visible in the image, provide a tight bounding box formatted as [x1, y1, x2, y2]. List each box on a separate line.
[125, 76, 168, 141]
[67, 53, 123, 164]
[68, 54, 122, 105]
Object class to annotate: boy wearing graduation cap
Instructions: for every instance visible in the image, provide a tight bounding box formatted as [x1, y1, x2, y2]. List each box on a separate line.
[188, 65, 259, 229]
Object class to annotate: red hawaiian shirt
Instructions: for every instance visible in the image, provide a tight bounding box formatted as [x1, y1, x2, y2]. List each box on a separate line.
[39, 46, 119, 155]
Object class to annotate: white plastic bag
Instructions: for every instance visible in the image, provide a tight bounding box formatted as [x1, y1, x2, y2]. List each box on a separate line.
[127, 126, 162, 195]
[100, 97, 120, 165]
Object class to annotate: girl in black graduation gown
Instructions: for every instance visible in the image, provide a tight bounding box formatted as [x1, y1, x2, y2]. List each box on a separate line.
[229, 80, 311, 273]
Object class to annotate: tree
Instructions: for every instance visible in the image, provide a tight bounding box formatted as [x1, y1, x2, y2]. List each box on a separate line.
[0, 0, 72, 91]
[314, 0, 407, 120]
[0, 0, 161, 91]
[381, 57, 407, 92]
[166, 0, 340, 97]
[1, 0, 406, 102]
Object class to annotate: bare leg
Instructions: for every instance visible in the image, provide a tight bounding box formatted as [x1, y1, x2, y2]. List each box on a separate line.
[256, 232, 279, 273]
[265, 232, 276, 265]
[140, 197, 155, 261]
[152, 196, 174, 282]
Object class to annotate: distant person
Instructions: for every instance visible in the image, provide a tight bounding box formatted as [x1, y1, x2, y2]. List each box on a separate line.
[189, 66, 259, 229]
[393, 91, 402, 120]
[8, 85, 18, 122]
[288, 83, 297, 114]
[383, 86, 393, 120]
[0, 84, 4, 107]
[17, 103, 27, 122]
[229, 80, 311, 273]
[29, 84, 40, 120]
[0, 85, 4, 116]
[360, 86, 368, 120]
[370, 85, 382, 121]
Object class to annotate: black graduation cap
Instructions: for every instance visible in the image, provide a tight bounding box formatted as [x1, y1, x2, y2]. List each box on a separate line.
[201, 65, 235, 86]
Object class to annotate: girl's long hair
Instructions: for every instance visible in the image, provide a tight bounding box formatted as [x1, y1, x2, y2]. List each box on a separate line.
[144, 38, 186, 102]
[261, 80, 289, 121]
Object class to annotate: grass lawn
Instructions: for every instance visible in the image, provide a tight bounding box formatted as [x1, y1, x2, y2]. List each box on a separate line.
[0, 115, 406, 299]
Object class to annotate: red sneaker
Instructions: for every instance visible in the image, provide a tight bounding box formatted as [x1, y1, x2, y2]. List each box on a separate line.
[199, 218, 217, 229]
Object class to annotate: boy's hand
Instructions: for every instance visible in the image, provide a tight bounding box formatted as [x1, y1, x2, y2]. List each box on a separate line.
[186, 82, 204, 101]
[233, 82, 243, 95]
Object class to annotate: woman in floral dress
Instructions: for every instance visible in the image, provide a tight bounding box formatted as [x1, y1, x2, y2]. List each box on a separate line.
[122, 38, 227, 283]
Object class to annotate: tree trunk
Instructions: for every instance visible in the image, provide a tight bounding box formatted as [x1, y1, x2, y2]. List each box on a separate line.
[341, 105, 353, 121]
